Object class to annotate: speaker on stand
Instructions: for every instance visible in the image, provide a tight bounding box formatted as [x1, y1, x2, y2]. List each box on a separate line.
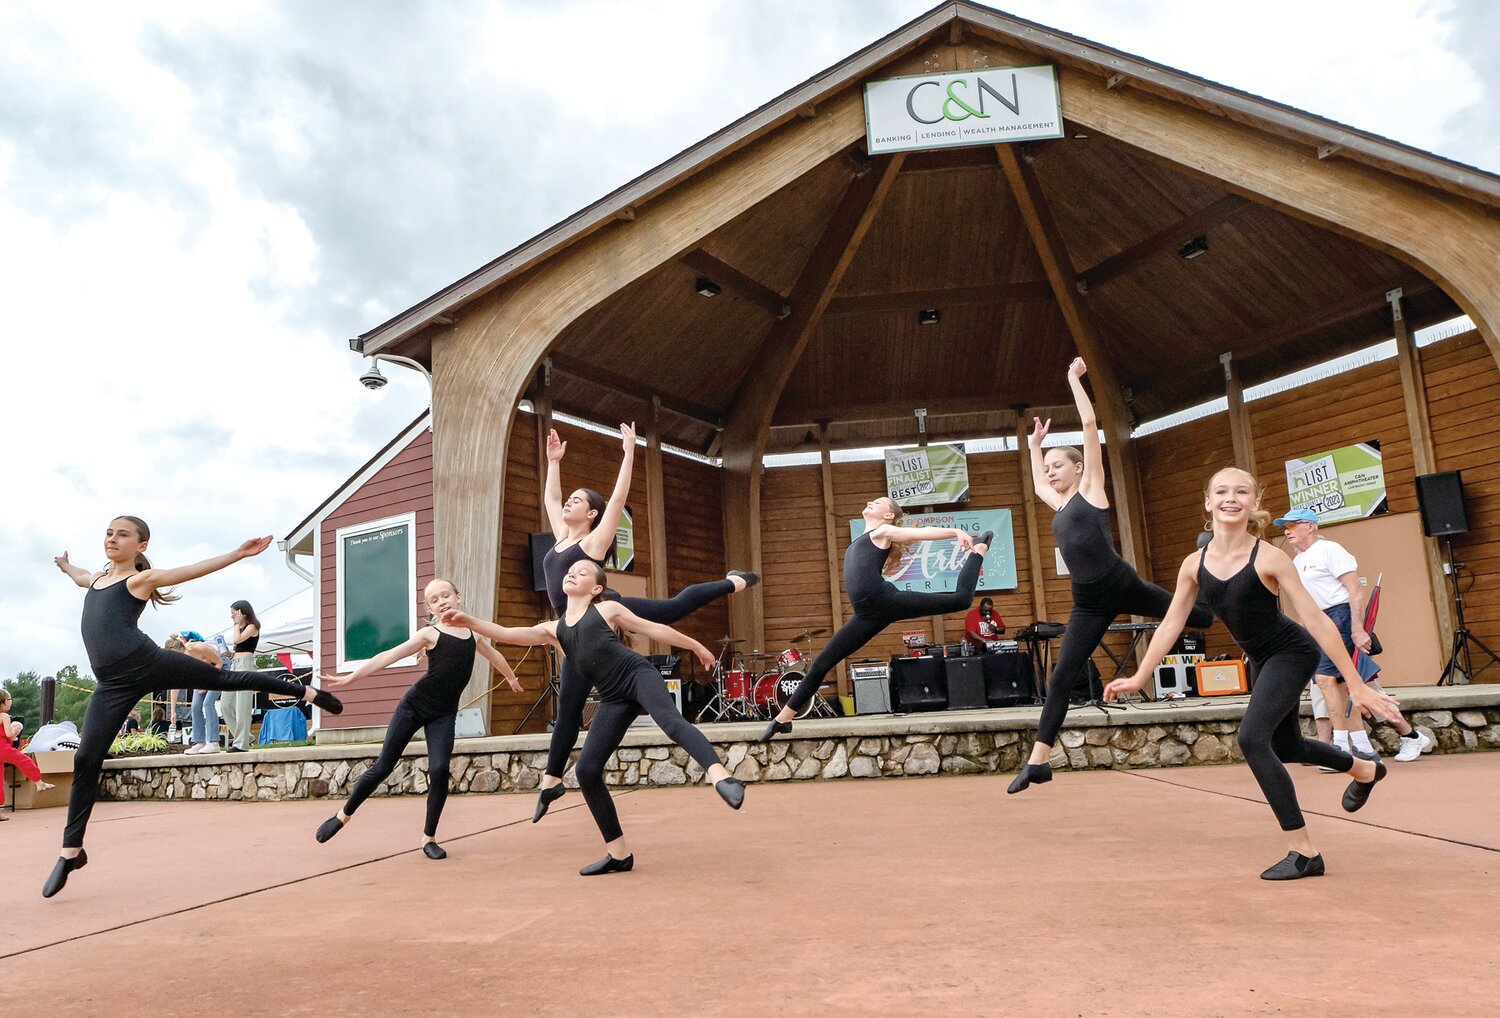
[1416, 471, 1499, 684]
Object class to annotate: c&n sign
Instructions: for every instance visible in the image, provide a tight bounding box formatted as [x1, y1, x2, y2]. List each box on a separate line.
[863, 65, 1063, 155]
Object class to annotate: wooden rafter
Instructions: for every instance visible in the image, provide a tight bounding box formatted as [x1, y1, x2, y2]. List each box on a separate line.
[679, 248, 791, 319]
[1076, 195, 1251, 292]
[547, 352, 722, 430]
[822, 280, 1052, 318]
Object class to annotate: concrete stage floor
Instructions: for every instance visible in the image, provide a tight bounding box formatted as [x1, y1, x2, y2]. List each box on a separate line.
[5, 755, 1497, 1017]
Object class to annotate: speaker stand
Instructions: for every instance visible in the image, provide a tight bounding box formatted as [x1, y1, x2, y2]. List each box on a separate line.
[514, 646, 562, 734]
[1438, 537, 1500, 685]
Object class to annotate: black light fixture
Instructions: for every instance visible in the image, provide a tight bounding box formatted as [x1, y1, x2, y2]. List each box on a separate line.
[695, 276, 721, 297]
[918, 308, 940, 325]
[1178, 235, 1210, 260]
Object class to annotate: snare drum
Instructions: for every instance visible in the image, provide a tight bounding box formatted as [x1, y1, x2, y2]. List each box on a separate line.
[722, 668, 752, 700]
[752, 670, 814, 719]
[776, 647, 805, 672]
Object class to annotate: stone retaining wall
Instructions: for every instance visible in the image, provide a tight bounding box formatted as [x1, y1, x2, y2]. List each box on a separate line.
[98, 699, 1500, 804]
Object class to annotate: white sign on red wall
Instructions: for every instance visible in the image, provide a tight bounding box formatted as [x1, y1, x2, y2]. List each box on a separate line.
[864, 64, 1063, 155]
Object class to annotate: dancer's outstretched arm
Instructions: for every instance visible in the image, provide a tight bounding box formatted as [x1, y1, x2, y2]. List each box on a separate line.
[127, 536, 272, 598]
[53, 552, 100, 588]
[543, 429, 569, 541]
[873, 523, 974, 551]
[595, 603, 715, 670]
[441, 610, 558, 651]
[578, 422, 638, 561]
[1027, 416, 1065, 512]
[476, 640, 524, 692]
[321, 628, 440, 687]
[1066, 358, 1109, 507]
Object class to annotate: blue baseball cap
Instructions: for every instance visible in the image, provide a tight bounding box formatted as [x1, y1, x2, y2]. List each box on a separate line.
[1272, 507, 1319, 526]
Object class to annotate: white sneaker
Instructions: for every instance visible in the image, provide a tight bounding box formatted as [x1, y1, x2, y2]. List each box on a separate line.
[199, 743, 220, 755]
[1394, 731, 1434, 761]
[184, 743, 203, 755]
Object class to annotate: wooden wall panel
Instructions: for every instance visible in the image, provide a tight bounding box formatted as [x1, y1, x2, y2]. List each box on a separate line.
[492, 418, 551, 733]
[662, 452, 730, 659]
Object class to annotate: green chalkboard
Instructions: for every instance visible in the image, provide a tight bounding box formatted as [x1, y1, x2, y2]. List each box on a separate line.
[341, 521, 412, 663]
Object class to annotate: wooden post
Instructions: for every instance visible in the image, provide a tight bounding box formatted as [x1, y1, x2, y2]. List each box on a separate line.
[1017, 413, 1049, 623]
[646, 398, 670, 655]
[1220, 352, 1256, 474]
[1389, 289, 1456, 657]
[818, 424, 848, 695]
[533, 360, 553, 531]
[997, 143, 1150, 572]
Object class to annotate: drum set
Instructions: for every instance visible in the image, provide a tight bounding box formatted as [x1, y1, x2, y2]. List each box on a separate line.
[697, 627, 837, 722]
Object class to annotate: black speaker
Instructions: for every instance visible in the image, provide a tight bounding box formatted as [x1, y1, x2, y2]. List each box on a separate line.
[1416, 471, 1468, 536]
[943, 657, 987, 710]
[528, 532, 554, 592]
[890, 655, 946, 712]
[982, 652, 1036, 707]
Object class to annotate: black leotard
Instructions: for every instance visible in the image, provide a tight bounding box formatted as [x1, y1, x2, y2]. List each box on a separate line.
[844, 531, 894, 602]
[1196, 540, 1301, 658]
[80, 577, 154, 671]
[542, 541, 606, 616]
[1051, 494, 1117, 585]
[405, 628, 477, 715]
[556, 604, 641, 700]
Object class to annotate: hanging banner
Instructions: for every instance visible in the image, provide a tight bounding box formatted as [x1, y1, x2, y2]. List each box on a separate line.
[1284, 441, 1387, 524]
[606, 506, 635, 572]
[885, 443, 970, 507]
[849, 509, 1016, 592]
[864, 64, 1063, 155]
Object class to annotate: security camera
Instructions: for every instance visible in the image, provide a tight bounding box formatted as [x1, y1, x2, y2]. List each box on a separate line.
[358, 360, 388, 391]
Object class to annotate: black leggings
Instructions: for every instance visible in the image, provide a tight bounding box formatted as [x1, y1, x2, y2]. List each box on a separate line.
[65, 645, 309, 848]
[342, 698, 456, 838]
[576, 660, 722, 843]
[545, 578, 736, 779]
[1035, 560, 1216, 747]
[786, 554, 984, 712]
[1238, 632, 1354, 830]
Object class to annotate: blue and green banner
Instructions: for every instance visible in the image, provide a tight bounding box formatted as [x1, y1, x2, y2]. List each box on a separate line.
[1284, 441, 1387, 525]
[885, 443, 970, 507]
[849, 509, 1016, 592]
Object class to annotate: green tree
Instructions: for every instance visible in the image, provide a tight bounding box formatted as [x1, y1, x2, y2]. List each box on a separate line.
[53, 665, 96, 729]
[3, 672, 42, 738]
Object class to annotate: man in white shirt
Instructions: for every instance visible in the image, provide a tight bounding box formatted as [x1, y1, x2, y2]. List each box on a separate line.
[1276, 507, 1432, 762]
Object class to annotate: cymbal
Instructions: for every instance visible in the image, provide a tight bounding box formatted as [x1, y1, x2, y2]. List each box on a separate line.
[789, 627, 829, 641]
[741, 651, 775, 661]
[714, 636, 745, 645]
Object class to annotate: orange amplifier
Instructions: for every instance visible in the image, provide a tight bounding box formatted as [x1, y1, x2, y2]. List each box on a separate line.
[1195, 659, 1248, 696]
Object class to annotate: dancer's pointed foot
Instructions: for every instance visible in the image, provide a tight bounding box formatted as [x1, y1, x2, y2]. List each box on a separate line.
[1260, 851, 1325, 880]
[422, 842, 447, 860]
[315, 815, 345, 843]
[975, 530, 994, 551]
[1342, 759, 1388, 813]
[579, 853, 634, 876]
[759, 719, 792, 743]
[1007, 762, 1053, 794]
[533, 784, 567, 823]
[728, 570, 761, 589]
[300, 683, 344, 715]
[42, 850, 87, 898]
[715, 776, 746, 810]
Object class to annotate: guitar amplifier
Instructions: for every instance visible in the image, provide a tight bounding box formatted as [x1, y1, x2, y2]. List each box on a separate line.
[982, 651, 1035, 707]
[850, 660, 892, 715]
[1195, 659, 1248, 696]
[943, 657, 987, 710]
[890, 655, 946, 712]
[1153, 653, 1204, 699]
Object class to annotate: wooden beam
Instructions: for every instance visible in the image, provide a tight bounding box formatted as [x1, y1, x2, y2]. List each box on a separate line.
[1016, 413, 1049, 623]
[646, 398, 670, 655]
[533, 361, 554, 531]
[547, 352, 722, 429]
[1076, 195, 1250, 292]
[1389, 290, 1455, 659]
[996, 142, 1149, 571]
[1230, 279, 1433, 363]
[774, 392, 1030, 428]
[680, 248, 790, 319]
[818, 423, 848, 696]
[822, 280, 1052, 318]
[1220, 352, 1256, 475]
[720, 152, 907, 648]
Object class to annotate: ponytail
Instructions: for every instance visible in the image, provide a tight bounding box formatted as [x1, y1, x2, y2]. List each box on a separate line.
[878, 499, 917, 578]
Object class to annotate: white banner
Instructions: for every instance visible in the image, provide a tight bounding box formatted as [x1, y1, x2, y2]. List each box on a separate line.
[864, 64, 1063, 155]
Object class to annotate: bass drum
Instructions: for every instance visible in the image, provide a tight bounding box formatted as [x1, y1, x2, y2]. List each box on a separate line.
[752, 670, 814, 720]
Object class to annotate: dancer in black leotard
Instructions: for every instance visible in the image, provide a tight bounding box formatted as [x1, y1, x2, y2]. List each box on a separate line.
[533, 423, 757, 822]
[1009, 357, 1217, 794]
[47, 516, 344, 898]
[449, 559, 744, 875]
[1105, 468, 1402, 880]
[312, 579, 521, 859]
[759, 496, 991, 742]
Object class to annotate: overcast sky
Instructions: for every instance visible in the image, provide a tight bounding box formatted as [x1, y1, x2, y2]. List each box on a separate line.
[2, 0, 1496, 679]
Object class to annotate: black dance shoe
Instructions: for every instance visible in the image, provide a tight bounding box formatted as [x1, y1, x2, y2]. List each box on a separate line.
[579, 853, 634, 876]
[759, 719, 793, 743]
[533, 784, 567, 824]
[1342, 759, 1388, 813]
[1260, 852, 1325, 881]
[1007, 762, 1053, 794]
[315, 815, 345, 843]
[715, 776, 746, 810]
[42, 850, 88, 898]
[422, 843, 448, 860]
[298, 682, 344, 715]
[975, 530, 994, 549]
[728, 570, 761, 588]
